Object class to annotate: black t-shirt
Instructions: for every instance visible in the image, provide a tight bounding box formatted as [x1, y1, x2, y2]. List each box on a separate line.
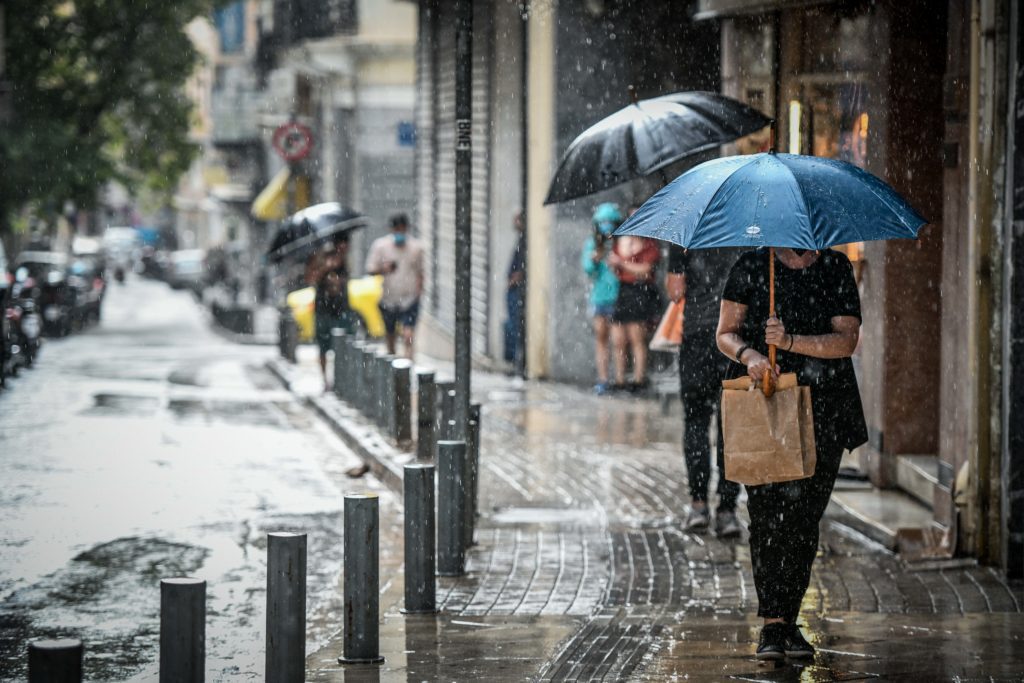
[721, 248, 868, 450]
[315, 265, 350, 318]
[667, 245, 742, 335]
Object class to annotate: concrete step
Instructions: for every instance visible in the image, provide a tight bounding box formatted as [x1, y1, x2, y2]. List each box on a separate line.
[827, 487, 935, 550]
[895, 454, 940, 508]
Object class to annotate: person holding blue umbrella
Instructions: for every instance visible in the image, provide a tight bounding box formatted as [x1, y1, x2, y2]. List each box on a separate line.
[615, 149, 926, 661]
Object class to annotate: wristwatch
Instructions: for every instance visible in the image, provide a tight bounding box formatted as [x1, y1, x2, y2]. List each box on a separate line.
[735, 344, 750, 363]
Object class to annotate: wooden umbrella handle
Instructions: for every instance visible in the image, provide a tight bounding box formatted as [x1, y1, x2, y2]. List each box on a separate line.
[763, 247, 777, 397]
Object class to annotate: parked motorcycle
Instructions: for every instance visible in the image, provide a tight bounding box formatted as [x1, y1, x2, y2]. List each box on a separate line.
[7, 270, 43, 368]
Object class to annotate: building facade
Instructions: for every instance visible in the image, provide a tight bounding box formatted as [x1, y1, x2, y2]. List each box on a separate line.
[412, 0, 720, 375]
[412, 0, 1022, 576]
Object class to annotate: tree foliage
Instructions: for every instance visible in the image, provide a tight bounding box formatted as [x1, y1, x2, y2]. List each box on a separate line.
[0, 0, 220, 228]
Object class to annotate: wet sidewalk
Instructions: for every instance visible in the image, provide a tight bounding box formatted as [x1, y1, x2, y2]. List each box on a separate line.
[270, 346, 1024, 681]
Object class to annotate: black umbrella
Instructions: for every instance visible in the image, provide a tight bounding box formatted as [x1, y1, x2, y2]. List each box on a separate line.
[266, 202, 368, 264]
[544, 91, 771, 204]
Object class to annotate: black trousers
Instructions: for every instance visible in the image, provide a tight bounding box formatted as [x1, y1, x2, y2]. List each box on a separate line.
[746, 440, 844, 621]
[679, 330, 740, 511]
[682, 382, 740, 511]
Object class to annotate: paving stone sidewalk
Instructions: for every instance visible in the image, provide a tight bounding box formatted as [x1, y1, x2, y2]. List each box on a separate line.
[269, 347, 1024, 681]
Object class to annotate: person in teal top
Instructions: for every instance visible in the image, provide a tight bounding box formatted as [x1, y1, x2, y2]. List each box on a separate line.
[581, 203, 622, 394]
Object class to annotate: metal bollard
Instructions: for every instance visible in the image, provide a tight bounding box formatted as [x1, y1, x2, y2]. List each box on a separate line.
[278, 306, 298, 363]
[436, 440, 466, 576]
[266, 533, 306, 683]
[463, 403, 482, 548]
[332, 329, 347, 399]
[402, 463, 436, 613]
[160, 577, 205, 683]
[353, 343, 369, 412]
[416, 370, 436, 461]
[337, 333, 353, 403]
[380, 352, 396, 431]
[436, 383, 457, 442]
[339, 494, 385, 664]
[360, 346, 376, 417]
[28, 639, 82, 683]
[392, 359, 413, 444]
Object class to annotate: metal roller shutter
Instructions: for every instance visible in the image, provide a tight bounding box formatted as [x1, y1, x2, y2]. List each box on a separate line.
[433, 0, 456, 329]
[428, 0, 493, 358]
[416, 0, 438, 310]
[470, 2, 493, 356]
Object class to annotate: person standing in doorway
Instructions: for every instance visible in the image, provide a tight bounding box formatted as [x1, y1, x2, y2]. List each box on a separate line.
[666, 245, 742, 537]
[505, 211, 527, 376]
[366, 214, 424, 359]
[581, 203, 622, 394]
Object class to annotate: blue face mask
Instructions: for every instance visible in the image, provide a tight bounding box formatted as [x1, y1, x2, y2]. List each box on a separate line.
[394, 232, 407, 246]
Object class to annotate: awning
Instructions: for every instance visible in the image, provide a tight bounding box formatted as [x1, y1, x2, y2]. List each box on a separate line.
[251, 168, 312, 221]
[251, 167, 291, 221]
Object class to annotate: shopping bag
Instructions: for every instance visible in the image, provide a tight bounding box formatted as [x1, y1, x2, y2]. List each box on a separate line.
[720, 372, 816, 485]
[648, 300, 684, 351]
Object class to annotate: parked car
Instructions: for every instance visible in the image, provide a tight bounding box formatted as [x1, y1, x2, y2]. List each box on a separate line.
[15, 251, 74, 337]
[68, 257, 105, 326]
[168, 249, 206, 296]
[286, 274, 386, 342]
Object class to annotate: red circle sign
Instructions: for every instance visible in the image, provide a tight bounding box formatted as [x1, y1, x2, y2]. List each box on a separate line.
[272, 122, 314, 162]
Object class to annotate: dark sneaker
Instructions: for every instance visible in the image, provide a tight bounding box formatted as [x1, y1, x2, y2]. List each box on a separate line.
[782, 624, 815, 659]
[715, 510, 743, 538]
[683, 506, 710, 532]
[756, 623, 788, 661]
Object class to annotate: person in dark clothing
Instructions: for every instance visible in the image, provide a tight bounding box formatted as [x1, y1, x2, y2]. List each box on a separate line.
[716, 247, 867, 661]
[666, 246, 742, 537]
[505, 211, 526, 374]
[306, 237, 355, 392]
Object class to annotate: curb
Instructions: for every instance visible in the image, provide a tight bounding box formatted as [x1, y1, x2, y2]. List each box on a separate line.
[266, 358, 411, 494]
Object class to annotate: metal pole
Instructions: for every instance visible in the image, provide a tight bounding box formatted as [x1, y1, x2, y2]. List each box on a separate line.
[339, 494, 384, 664]
[278, 306, 297, 363]
[360, 346, 376, 417]
[436, 440, 466, 576]
[392, 359, 413, 444]
[464, 402, 482, 548]
[28, 639, 82, 683]
[160, 578, 205, 683]
[453, 0, 473, 438]
[266, 533, 306, 683]
[437, 384, 457, 442]
[402, 463, 436, 613]
[332, 329, 347, 399]
[416, 369, 436, 461]
[377, 351, 395, 429]
[343, 335, 356, 403]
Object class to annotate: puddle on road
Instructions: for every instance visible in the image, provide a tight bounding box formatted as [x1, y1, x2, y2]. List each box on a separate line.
[82, 393, 161, 417]
[167, 398, 286, 427]
[0, 537, 208, 680]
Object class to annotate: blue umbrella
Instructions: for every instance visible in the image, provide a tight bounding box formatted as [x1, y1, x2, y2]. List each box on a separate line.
[613, 151, 927, 395]
[613, 152, 925, 249]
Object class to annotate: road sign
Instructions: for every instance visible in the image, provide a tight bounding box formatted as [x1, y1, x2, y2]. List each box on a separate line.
[272, 122, 314, 162]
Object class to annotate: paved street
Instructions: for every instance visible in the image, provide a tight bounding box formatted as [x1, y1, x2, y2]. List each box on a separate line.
[0, 278, 397, 681]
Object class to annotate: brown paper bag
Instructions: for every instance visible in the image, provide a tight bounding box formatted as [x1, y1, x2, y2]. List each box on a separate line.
[720, 372, 816, 486]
